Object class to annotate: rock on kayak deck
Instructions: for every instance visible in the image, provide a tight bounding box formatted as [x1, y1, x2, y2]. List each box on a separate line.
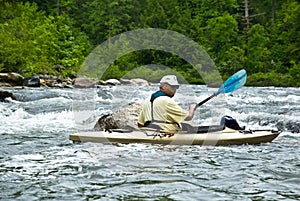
[69, 128, 281, 146]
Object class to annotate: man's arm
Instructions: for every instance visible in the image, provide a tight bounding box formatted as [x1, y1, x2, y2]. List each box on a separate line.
[184, 104, 196, 121]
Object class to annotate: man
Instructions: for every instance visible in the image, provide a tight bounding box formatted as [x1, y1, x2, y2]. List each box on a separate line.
[138, 75, 196, 132]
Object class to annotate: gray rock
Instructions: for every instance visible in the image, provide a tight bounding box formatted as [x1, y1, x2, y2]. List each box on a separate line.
[105, 79, 121, 85]
[0, 88, 15, 101]
[23, 76, 40, 87]
[119, 78, 150, 86]
[74, 77, 99, 88]
[130, 78, 150, 86]
[94, 103, 142, 131]
[119, 78, 132, 85]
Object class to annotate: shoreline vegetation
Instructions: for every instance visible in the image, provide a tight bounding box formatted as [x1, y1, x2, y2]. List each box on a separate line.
[0, 1, 299, 87]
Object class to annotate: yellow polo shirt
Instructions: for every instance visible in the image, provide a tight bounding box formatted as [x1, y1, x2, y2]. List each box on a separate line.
[138, 96, 189, 132]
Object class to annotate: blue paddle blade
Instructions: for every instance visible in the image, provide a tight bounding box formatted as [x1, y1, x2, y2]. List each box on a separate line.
[196, 69, 247, 108]
[216, 69, 247, 94]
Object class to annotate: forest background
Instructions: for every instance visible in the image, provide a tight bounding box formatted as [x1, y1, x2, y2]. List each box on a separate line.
[0, 0, 299, 87]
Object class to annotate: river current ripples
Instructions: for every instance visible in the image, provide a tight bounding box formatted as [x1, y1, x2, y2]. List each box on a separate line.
[0, 85, 299, 200]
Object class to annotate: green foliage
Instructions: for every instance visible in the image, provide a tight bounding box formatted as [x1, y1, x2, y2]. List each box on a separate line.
[0, 1, 91, 77]
[205, 13, 240, 70]
[0, 0, 299, 86]
[246, 24, 271, 74]
[247, 71, 295, 87]
[288, 62, 300, 86]
[270, 0, 300, 73]
[119, 65, 189, 84]
[219, 46, 246, 76]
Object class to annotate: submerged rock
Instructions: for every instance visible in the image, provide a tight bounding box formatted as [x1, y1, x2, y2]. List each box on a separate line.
[276, 120, 300, 133]
[94, 103, 142, 131]
[0, 88, 15, 101]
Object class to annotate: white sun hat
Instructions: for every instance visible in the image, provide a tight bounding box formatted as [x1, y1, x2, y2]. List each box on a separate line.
[160, 75, 180, 86]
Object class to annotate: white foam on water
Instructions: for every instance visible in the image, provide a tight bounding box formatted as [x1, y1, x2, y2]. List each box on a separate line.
[275, 94, 300, 103]
[0, 107, 75, 134]
[11, 154, 45, 161]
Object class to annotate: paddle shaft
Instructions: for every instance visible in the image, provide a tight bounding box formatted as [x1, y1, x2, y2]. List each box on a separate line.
[194, 93, 217, 110]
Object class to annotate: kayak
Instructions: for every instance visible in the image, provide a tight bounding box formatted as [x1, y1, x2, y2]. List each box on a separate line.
[69, 127, 281, 146]
[69, 70, 281, 146]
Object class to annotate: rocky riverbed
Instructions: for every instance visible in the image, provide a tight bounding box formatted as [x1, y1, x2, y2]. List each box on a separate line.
[0, 72, 150, 101]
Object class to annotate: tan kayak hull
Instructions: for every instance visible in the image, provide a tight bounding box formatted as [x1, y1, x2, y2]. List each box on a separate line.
[69, 128, 281, 146]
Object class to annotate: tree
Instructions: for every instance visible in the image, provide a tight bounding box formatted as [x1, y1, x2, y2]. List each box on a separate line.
[204, 13, 240, 69]
[0, 2, 91, 76]
[270, 0, 300, 73]
[246, 24, 271, 73]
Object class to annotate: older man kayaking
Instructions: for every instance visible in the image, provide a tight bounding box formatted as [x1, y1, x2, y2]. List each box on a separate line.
[138, 75, 197, 132]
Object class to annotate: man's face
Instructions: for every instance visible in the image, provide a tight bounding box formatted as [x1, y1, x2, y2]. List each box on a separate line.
[162, 84, 179, 97]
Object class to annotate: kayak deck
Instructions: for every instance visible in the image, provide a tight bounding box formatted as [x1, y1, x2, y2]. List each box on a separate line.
[69, 128, 281, 146]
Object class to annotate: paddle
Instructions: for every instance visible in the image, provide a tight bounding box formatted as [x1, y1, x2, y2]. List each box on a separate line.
[195, 69, 247, 110]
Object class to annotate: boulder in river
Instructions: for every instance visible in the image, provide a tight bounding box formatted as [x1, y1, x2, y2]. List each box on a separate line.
[130, 78, 150, 86]
[0, 88, 16, 101]
[94, 103, 143, 131]
[105, 79, 121, 85]
[23, 76, 41, 87]
[119, 78, 150, 86]
[119, 79, 132, 85]
[74, 77, 99, 88]
[0, 72, 24, 86]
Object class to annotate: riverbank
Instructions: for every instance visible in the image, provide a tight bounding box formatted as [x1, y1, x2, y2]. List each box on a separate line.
[0, 72, 150, 88]
[0, 72, 151, 101]
[1, 71, 299, 102]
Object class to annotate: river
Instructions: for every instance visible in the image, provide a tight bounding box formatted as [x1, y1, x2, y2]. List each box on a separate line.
[0, 85, 299, 200]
